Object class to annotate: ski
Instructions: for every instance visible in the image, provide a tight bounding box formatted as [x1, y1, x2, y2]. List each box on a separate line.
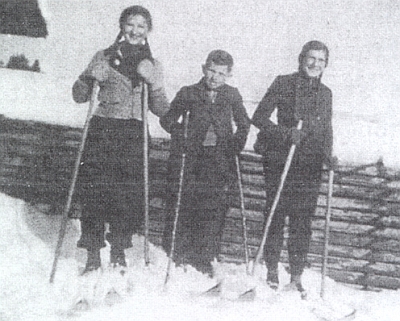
[311, 306, 356, 321]
[201, 282, 222, 297]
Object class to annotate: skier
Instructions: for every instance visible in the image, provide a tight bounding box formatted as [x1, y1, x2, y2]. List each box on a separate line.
[160, 50, 250, 276]
[72, 5, 169, 274]
[252, 41, 336, 292]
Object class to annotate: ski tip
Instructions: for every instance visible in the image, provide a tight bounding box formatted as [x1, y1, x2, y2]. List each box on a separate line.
[340, 309, 356, 321]
[238, 288, 256, 301]
[312, 307, 356, 321]
[201, 282, 222, 297]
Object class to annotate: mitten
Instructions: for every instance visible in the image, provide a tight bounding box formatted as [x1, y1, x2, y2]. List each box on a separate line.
[84, 60, 110, 82]
[229, 135, 247, 155]
[137, 59, 164, 90]
[324, 155, 338, 171]
[287, 127, 306, 145]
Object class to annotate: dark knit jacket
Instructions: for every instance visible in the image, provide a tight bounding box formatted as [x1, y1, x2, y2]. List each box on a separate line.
[160, 78, 250, 163]
[252, 72, 333, 169]
[160, 78, 250, 209]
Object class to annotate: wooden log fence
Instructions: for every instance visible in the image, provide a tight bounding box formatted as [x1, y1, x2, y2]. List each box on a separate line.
[1, 115, 400, 290]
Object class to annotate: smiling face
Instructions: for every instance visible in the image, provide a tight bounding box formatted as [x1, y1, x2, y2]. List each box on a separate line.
[301, 49, 327, 78]
[202, 62, 231, 90]
[122, 14, 149, 45]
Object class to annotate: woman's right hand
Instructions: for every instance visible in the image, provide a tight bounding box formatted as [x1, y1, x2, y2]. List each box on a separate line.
[87, 61, 109, 82]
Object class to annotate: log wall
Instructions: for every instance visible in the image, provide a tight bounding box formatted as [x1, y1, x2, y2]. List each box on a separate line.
[2, 115, 400, 290]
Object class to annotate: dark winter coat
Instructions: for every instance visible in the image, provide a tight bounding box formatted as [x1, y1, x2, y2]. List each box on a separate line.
[252, 71, 333, 275]
[160, 78, 250, 274]
[252, 71, 333, 168]
[160, 78, 251, 194]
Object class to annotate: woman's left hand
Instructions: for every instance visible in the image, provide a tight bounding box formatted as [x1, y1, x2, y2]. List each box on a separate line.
[137, 59, 164, 89]
[137, 59, 156, 84]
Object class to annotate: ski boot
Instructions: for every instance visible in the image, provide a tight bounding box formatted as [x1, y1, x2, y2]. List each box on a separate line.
[110, 247, 127, 274]
[82, 249, 101, 275]
[284, 274, 307, 299]
[266, 269, 279, 290]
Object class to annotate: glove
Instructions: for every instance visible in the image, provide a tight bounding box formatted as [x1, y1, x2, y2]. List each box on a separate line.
[324, 155, 338, 171]
[287, 127, 306, 146]
[137, 59, 164, 89]
[86, 61, 110, 82]
[170, 123, 189, 153]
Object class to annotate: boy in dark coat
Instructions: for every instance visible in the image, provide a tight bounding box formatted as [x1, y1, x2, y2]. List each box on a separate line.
[252, 41, 335, 292]
[160, 50, 250, 276]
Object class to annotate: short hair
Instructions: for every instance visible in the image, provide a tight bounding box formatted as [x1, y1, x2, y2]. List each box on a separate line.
[205, 50, 234, 71]
[119, 6, 152, 31]
[298, 40, 329, 66]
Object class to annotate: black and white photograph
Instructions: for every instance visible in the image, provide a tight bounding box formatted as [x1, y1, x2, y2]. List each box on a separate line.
[1, 0, 399, 320]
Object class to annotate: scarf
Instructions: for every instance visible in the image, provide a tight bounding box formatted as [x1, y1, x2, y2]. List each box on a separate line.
[105, 40, 153, 87]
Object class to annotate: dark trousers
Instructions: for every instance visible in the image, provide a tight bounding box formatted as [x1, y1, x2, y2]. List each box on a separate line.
[263, 152, 322, 276]
[76, 116, 145, 251]
[163, 146, 231, 275]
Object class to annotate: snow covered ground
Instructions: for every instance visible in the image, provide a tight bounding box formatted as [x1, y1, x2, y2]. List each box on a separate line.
[1, 192, 400, 321]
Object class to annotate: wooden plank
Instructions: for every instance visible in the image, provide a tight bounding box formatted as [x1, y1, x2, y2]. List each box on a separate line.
[364, 274, 400, 290]
[311, 219, 375, 235]
[373, 228, 400, 241]
[308, 243, 371, 260]
[314, 206, 380, 225]
[306, 253, 369, 272]
[370, 252, 400, 265]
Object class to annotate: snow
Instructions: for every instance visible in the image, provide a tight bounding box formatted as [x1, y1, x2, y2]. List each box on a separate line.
[1, 192, 400, 321]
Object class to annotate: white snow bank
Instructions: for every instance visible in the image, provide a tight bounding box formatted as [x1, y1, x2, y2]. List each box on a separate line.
[1, 192, 400, 320]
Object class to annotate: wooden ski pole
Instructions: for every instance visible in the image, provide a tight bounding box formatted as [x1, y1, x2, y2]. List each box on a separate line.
[320, 169, 334, 299]
[251, 120, 303, 275]
[49, 80, 98, 283]
[235, 155, 250, 274]
[164, 111, 190, 286]
[142, 81, 150, 266]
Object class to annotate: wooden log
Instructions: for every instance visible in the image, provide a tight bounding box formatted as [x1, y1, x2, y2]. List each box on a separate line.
[311, 219, 375, 235]
[306, 253, 369, 272]
[312, 229, 374, 248]
[314, 206, 380, 225]
[364, 274, 400, 290]
[322, 269, 365, 286]
[317, 195, 373, 211]
[373, 228, 400, 241]
[366, 262, 400, 278]
[308, 243, 371, 260]
[379, 215, 400, 228]
[371, 239, 400, 253]
[370, 252, 400, 265]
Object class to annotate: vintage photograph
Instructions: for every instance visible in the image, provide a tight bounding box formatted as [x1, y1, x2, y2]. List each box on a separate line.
[1, 0, 399, 320]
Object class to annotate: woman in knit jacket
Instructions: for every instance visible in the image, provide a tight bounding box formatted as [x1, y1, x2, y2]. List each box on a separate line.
[72, 5, 169, 274]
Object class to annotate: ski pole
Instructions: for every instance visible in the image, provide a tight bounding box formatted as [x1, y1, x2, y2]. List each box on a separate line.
[49, 80, 98, 283]
[229, 108, 250, 274]
[251, 120, 303, 275]
[320, 169, 334, 299]
[164, 111, 190, 286]
[142, 81, 150, 266]
[235, 155, 250, 274]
